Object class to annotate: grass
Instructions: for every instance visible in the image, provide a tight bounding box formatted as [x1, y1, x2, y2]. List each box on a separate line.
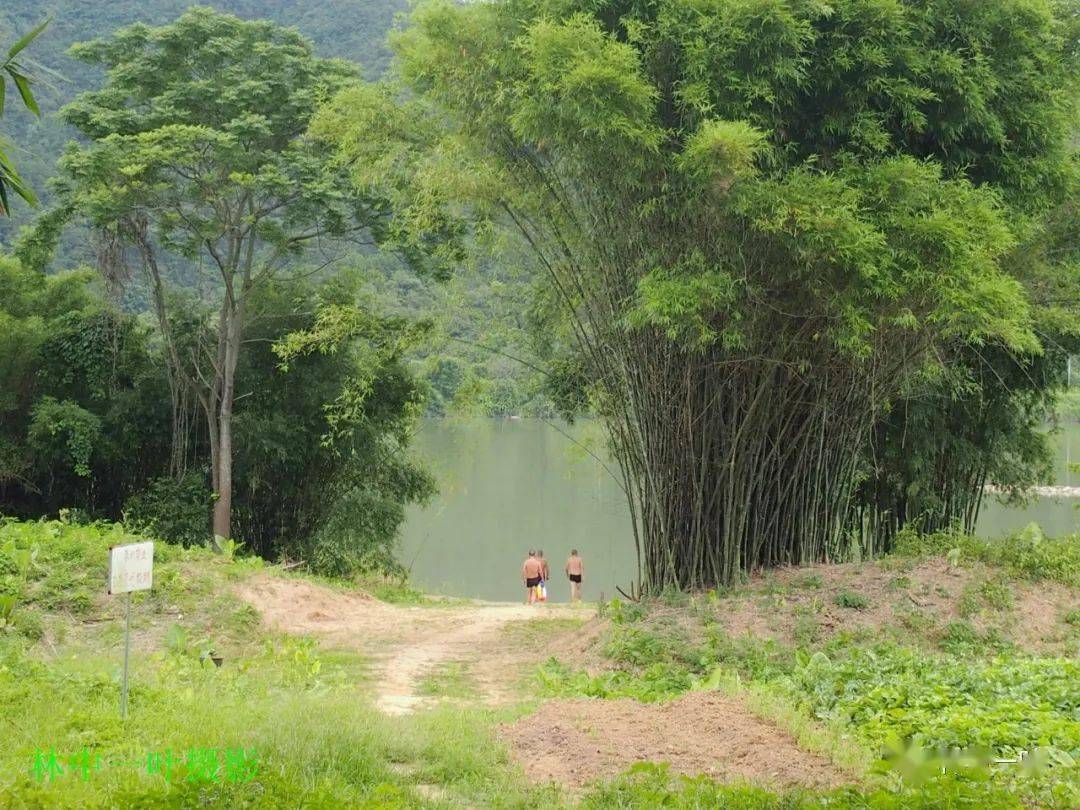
[5, 517, 1079, 808]
[534, 526, 1080, 808]
[834, 590, 870, 610]
[417, 661, 477, 700]
[0, 518, 564, 808]
[502, 616, 587, 647]
[891, 524, 1080, 587]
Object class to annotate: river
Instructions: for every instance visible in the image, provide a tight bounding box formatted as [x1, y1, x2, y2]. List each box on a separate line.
[399, 419, 1079, 602]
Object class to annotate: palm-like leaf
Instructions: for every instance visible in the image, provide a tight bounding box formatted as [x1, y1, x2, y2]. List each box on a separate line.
[0, 18, 49, 215]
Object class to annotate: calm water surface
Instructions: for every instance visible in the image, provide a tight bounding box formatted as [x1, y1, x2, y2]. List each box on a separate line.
[400, 420, 1079, 602]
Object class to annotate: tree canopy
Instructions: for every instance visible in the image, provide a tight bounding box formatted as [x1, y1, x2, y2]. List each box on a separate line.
[49, 7, 407, 542]
[313, 0, 1078, 588]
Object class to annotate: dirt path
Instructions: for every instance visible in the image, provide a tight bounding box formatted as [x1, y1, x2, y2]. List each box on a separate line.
[237, 575, 581, 714]
[237, 575, 855, 791]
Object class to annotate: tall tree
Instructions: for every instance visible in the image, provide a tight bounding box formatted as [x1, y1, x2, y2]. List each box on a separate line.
[313, 0, 1075, 589]
[51, 8, 395, 542]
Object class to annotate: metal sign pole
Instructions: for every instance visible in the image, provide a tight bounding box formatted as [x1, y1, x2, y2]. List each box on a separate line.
[121, 590, 131, 719]
[109, 540, 152, 719]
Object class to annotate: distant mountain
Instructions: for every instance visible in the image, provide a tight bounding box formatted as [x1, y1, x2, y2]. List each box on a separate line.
[0, 0, 408, 237]
[1, 1, 550, 417]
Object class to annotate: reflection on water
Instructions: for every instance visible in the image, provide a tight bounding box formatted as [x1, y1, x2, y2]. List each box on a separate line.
[400, 420, 1079, 602]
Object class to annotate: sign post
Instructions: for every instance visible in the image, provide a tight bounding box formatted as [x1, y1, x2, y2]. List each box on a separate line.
[108, 541, 153, 719]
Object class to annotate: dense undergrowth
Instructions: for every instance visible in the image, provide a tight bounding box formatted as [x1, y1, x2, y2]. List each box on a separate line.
[539, 527, 1080, 807]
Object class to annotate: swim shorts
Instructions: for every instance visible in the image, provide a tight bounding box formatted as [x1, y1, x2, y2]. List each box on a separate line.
[569, 574, 582, 583]
[526, 576, 542, 588]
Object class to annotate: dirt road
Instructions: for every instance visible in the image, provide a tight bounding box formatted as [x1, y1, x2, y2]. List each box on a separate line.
[237, 574, 854, 791]
[237, 574, 582, 714]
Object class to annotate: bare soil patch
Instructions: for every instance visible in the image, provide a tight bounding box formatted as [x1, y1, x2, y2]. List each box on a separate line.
[503, 692, 850, 792]
[236, 574, 584, 714]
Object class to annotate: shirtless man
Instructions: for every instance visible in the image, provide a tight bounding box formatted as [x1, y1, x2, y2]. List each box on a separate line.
[537, 550, 551, 601]
[522, 550, 543, 604]
[537, 549, 551, 584]
[565, 549, 584, 602]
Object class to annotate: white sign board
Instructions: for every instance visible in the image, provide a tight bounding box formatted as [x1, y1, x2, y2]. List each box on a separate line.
[108, 542, 154, 595]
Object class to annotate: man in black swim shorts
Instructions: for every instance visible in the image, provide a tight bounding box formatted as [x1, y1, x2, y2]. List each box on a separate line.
[565, 549, 584, 602]
[522, 549, 543, 604]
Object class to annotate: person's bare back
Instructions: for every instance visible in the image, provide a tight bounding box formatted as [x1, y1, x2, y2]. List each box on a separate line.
[565, 550, 584, 601]
[522, 550, 543, 603]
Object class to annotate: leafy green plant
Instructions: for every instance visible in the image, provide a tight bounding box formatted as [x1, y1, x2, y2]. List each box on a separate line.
[834, 590, 870, 610]
[893, 526, 1080, 586]
[0, 18, 49, 213]
[124, 473, 212, 548]
[0, 594, 16, 626]
[937, 621, 1011, 655]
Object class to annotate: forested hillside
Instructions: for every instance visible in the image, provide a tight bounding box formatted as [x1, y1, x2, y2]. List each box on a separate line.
[0, 0, 404, 227]
[0, 0, 544, 417]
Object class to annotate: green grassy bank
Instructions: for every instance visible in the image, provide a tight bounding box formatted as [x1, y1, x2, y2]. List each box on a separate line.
[1, 517, 1078, 807]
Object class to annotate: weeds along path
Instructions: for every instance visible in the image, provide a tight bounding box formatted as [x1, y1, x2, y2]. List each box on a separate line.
[236, 575, 581, 714]
[237, 575, 859, 791]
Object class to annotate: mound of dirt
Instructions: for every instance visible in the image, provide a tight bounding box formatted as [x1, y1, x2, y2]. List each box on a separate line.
[502, 692, 849, 791]
[236, 575, 389, 646]
[710, 559, 1077, 655]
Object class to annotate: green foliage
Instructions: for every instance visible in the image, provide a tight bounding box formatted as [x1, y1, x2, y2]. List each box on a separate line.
[268, 282, 436, 577]
[0, 256, 173, 519]
[316, 0, 1077, 590]
[123, 473, 211, 548]
[892, 526, 1080, 587]
[579, 761, 1035, 809]
[834, 590, 870, 611]
[786, 643, 1080, 765]
[938, 622, 1012, 656]
[543, 547, 1080, 805]
[26, 397, 101, 478]
[0, 518, 564, 808]
[856, 339, 1073, 549]
[44, 6, 426, 544]
[0, 18, 48, 214]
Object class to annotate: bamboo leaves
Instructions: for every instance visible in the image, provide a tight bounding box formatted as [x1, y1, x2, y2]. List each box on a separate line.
[315, 0, 1075, 588]
[0, 18, 49, 215]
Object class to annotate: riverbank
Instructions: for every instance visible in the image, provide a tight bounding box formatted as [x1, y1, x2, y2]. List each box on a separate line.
[401, 419, 1079, 601]
[984, 485, 1080, 498]
[3, 518, 1077, 806]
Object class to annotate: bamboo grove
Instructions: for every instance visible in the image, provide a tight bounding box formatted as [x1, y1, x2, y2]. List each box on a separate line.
[315, 0, 1080, 590]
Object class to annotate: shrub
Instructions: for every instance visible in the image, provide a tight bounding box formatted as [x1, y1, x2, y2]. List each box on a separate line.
[124, 473, 212, 547]
[892, 525, 1080, 586]
[834, 590, 870, 610]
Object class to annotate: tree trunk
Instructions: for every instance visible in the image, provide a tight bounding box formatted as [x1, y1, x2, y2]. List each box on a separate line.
[211, 273, 246, 545]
